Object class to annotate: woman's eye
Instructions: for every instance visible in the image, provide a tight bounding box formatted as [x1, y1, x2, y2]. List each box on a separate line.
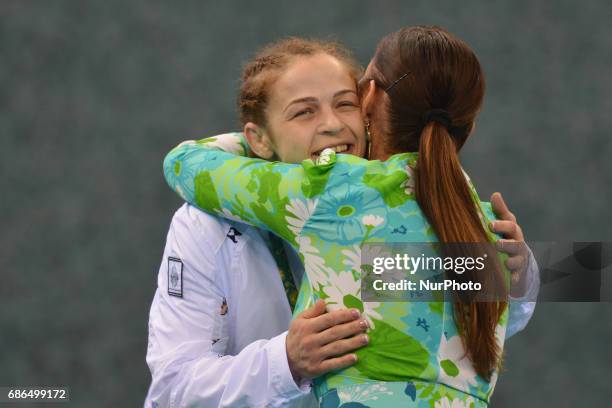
[293, 109, 314, 118]
[337, 101, 358, 109]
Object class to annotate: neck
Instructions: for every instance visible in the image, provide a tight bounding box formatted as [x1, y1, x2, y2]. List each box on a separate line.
[369, 140, 393, 161]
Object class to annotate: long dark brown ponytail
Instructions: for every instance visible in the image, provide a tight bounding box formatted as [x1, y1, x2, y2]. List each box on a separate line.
[370, 26, 508, 380]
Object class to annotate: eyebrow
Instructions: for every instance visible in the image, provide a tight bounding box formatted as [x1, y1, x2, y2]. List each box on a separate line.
[283, 89, 358, 113]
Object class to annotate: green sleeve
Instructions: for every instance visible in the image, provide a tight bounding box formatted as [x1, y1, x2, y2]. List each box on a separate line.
[163, 132, 335, 246]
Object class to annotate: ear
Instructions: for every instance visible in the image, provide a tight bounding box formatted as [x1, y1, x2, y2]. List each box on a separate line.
[244, 122, 275, 159]
[360, 79, 378, 121]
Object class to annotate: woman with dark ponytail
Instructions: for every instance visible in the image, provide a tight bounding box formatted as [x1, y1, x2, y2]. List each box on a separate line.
[359, 26, 508, 382]
[163, 27, 528, 407]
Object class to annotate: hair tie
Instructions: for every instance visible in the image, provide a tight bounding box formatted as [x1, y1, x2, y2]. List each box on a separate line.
[422, 109, 452, 129]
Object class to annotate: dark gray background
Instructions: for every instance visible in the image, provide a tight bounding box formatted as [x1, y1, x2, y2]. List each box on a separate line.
[1, 1, 610, 406]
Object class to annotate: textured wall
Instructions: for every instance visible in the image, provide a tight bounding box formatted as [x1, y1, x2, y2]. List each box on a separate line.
[1, 1, 610, 406]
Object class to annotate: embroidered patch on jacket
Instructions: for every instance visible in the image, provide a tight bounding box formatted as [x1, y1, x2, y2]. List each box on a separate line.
[226, 227, 242, 244]
[167, 257, 183, 298]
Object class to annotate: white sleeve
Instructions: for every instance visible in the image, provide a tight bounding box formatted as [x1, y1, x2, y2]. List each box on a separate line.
[506, 247, 540, 339]
[145, 206, 313, 408]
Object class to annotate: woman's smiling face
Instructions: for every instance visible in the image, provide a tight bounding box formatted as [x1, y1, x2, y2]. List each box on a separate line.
[262, 53, 366, 163]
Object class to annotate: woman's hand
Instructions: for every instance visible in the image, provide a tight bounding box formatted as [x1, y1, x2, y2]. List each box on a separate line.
[286, 300, 369, 384]
[489, 192, 530, 297]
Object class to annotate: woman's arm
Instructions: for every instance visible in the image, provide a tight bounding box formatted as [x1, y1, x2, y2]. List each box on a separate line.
[146, 205, 313, 407]
[163, 133, 333, 246]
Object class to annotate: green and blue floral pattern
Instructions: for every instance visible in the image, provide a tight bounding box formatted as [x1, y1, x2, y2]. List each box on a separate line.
[163, 133, 508, 407]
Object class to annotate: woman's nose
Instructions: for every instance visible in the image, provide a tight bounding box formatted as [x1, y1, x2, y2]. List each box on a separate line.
[319, 109, 345, 135]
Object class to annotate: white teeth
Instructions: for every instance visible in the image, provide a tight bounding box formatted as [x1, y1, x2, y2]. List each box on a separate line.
[312, 144, 349, 158]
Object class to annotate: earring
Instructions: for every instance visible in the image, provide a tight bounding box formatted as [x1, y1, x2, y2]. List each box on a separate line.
[365, 120, 372, 159]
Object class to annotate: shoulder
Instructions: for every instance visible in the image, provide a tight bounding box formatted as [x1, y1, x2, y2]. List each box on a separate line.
[172, 203, 261, 250]
[322, 152, 415, 198]
[298, 150, 373, 198]
[170, 203, 237, 255]
[163, 204, 263, 292]
[328, 151, 416, 182]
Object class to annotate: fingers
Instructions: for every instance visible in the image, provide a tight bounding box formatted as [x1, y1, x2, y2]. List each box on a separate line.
[299, 299, 327, 319]
[511, 270, 521, 285]
[496, 239, 527, 256]
[491, 220, 523, 241]
[505, 254, 526, 272]
[316, 318, 369, 346]
[490, 192, 516, 222]
[287, 302, 366, 379]
[319, 334, 369, 360]
[318, 353, 359, 374]
[497, 239, 528, 274]
[309, 307, 361, 333]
